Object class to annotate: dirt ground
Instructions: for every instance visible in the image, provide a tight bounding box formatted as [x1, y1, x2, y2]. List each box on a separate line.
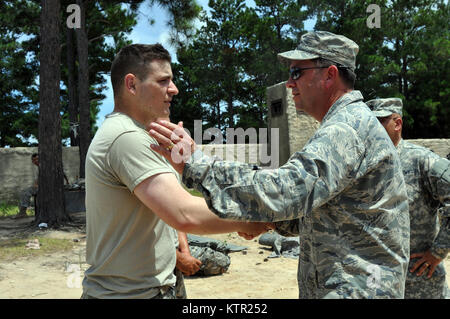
[0, 212, 448, 299]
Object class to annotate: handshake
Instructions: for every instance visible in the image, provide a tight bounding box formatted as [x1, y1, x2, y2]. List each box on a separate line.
[237, 222, 275, 240]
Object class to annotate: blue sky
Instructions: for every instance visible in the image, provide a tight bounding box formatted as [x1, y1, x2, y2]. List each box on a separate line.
[96, 0, 314, 128]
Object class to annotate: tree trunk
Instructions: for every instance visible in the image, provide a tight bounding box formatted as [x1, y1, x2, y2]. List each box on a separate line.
[37, 0, 69, 227]
[227, 96, 234, 128]
[395, 40, 403, 93]
[75, 0, 90, 178]
[66, 27, 79, 147]
[402, 55, 409, 100]
[216, 100, 221, 132]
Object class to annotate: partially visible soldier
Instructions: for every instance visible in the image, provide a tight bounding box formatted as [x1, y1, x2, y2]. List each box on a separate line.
[14, 153, 40, 219]
[368, 97, 450, 299]
[15, 153, 70, 219]
[149, 31, 410, 298]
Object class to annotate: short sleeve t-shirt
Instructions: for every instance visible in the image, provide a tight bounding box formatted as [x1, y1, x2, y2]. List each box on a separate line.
[82, 112, 179, 298]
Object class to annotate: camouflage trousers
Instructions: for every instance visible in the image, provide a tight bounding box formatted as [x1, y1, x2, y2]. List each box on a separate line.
[19, 186, 37, 208]
[152, 285, 177, 299]
[405, 262, 449, 299]
[127, 268, 186, 299]
[174, 268, 187, 299]
[80, 285, 176, 299]
[80, 269, 186, 299]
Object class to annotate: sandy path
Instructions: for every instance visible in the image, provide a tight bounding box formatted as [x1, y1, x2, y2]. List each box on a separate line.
[0, 223, 448, 299]
[0, 228, 299, 299]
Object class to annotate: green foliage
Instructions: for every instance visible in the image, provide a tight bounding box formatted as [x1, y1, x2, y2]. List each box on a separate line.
[310, 0, 449, 138]
[0, 1, 139, 147]
[60, 0, 143, 145]
[153, 0, 203, 46]
[171, 0, 307, 138]
[0, 1, 40, 147]
[0, 0, 200, 147]
[1, 0, 448, 146]
[172, 0, 449, 141]
[0, 203, 20, 217]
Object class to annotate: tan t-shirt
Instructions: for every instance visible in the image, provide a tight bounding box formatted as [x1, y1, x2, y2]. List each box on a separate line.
[82, 112, 178, 298]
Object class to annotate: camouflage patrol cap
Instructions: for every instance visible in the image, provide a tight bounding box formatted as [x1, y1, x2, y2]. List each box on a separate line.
[277, 31, 359, 71]
[367, 98, 403, 117]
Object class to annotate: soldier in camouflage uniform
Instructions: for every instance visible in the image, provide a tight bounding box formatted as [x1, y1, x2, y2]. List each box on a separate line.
[368, 98, 450, 299]
[149, 31, 410, 298]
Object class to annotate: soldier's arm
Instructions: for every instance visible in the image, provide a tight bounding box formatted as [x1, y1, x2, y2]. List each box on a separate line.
[134, 172, 272, 236]
[176, 231, 202, 276]
[425, 157, 450, 259]
[182, 122, 364, 223]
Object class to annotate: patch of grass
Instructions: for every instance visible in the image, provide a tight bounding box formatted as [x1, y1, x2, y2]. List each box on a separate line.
[0, 203, 33, 218]
[0, 236, 74, 261]
[0, 203, 19, 217]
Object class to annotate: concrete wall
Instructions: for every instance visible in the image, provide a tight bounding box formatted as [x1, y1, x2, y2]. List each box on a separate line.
[0, 147, 80, 204]
[285, 97, 320, 163]
[266, 82, 291, 166]
[406, 139, 450, 158]
[1, 124, 447, 206]
[0, 145, 264, 204]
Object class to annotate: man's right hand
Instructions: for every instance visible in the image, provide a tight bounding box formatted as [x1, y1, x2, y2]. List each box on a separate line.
[149, 120, 196, 174]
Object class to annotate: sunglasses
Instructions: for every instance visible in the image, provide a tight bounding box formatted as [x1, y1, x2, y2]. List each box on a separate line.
[289, 66, 330, 80]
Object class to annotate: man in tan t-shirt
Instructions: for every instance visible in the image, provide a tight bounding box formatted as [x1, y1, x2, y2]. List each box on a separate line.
[81, 43, 272, 299]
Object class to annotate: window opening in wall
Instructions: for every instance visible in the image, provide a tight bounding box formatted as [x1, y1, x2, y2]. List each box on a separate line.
[271, 99, 283, 117]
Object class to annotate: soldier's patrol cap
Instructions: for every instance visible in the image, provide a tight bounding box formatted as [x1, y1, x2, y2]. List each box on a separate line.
[367, 98, 403, 117]
[277, 31, 359, 71]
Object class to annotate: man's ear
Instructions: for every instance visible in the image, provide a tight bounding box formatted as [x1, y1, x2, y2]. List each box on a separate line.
[324, 65, 338, 89]
[394, 116, 403, 132]
[124, 73, 137, 95]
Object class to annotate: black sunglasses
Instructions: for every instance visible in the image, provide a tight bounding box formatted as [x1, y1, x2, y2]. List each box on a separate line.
[289, 66, 330, 80]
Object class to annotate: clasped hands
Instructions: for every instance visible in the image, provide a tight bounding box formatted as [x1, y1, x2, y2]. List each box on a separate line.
[238, 222, 275, 240]
[149, 120, 274, 240]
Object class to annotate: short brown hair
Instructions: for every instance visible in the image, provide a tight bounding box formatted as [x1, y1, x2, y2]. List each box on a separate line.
[314, 57, 356, 89]
[110, 43, 172, 97]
